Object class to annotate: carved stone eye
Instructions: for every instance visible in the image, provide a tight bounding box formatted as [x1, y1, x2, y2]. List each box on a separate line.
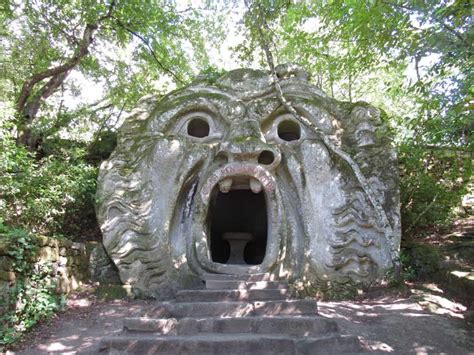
[277, 120, 301, 142]
[187, 118, 210, 138]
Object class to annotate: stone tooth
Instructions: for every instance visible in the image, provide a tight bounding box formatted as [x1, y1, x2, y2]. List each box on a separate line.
[250, 178, 262, 194]
[218, 178, 233, 193]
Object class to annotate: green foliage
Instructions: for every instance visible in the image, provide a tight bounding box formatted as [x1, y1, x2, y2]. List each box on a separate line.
[242, 0, 472, 236]
[86, 131, 117, 166]
[399, 242, 442, 281]
[0, 224, 64, 348]
[0, 130, 99, 240]
[399, 143, 472, 236]
[2, 0, 217, 146]
[0, 224, 36, 273]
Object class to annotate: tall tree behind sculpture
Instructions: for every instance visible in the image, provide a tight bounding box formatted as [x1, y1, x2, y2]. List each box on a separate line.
[246, 0, 401, 275]
[241, 0, 472, 235]
[241, 0, 472, 148]
[2, 0, 214, 151]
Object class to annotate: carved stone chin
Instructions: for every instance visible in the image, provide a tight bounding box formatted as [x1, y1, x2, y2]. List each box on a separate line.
[96, 64, 401, 298]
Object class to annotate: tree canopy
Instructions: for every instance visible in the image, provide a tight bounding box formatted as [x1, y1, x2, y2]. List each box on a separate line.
[0, 0, 472, 345]
[1, 0, 221, 149]
[0, 0, 471, 236]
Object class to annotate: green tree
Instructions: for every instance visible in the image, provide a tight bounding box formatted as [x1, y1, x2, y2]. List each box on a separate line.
[241, 0, 472, 234]
[1, 0, 215, 151]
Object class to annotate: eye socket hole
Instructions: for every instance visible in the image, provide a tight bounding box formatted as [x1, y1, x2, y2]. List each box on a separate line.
[277, 120, 301, 141]
[258, 150, 275, 165]
[187, 118, 210, 138]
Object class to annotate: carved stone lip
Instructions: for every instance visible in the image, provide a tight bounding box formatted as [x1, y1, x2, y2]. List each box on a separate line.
[200, 163, 276, 204]
[191, 162, 281, 276]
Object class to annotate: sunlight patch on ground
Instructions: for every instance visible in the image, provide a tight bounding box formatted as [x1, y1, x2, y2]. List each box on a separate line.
[360, 338, 394, 352]
[42, 341, 73, 352]
[420, 283, 444, 293]
[451, 270, 474, 281]
[66, 298, 92, 308]
[411, 288, 467, 319]
[412, 343, 436, 354]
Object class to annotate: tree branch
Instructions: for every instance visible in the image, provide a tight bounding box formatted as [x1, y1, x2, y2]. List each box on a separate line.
[406, 193, 440, 233]
[112, 17, 185, 85]
[380, 0, 472, 50]
[16, 23, 99, 116]
[248, 0, 400, 272]
[16, 1, 116, 149]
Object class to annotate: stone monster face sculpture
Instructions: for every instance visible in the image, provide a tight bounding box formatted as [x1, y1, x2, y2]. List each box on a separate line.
[97, 64, 401, 297]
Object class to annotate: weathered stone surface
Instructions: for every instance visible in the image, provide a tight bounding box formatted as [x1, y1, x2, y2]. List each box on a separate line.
[0, 237, 9, 255]
[101, 334, 298, 355]
[89, 242, 121, 284]
[0, 237, 92, 296]
[175, 288, 291, 302]
[296, 335, 363, 354]
[0, 270, 16, 282]
[37, 246, 59, 262]
[0, 257, 13, 271]
[35, 235, 50, 247]
[100, 274, 362, 354]
[205, 280, 288, 290]
[96, 64, 401, 297]
[95, 285, 133, 300]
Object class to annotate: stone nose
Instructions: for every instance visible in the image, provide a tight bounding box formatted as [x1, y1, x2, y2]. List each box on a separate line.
[217, 120, 281, 170]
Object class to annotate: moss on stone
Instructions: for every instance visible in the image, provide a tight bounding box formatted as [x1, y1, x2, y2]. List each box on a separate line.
[95, 285, 132, 300]
[0, 270, 16, 282]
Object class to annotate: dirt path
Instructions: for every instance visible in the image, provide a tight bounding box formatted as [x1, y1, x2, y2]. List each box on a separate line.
[318, 292, 473, 353]
[8, 285, 473, 354]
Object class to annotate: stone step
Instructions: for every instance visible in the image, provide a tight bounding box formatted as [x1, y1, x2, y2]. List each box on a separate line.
[296, 334, 363, 354]
[145, 300, 317, 318]
[205, 279, 288, 290]
[202, 273, 273, 281]
[100, 333, 362, 354]
[176, 288, 292, 302]
[123, 315, 339, 336]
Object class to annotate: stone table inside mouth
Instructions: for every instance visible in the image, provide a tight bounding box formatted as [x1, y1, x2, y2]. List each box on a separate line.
[222, 232, 255, 265]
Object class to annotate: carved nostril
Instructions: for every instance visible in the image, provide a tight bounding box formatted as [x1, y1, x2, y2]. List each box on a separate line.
[215, 151, 229, 165]
[258, 150, 275, 165]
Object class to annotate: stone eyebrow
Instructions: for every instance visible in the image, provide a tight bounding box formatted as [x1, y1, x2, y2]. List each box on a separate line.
[160, 99, 226, 134]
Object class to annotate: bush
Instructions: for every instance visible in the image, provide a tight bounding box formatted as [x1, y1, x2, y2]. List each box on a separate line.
[399, 242, 441, 281]
[0, 134, 99, 240]
[399, 143, 472, 237]
[0, 224, 65, 348]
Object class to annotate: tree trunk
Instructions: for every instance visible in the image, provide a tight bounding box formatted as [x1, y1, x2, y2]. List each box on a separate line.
[15, 2, 115, 151]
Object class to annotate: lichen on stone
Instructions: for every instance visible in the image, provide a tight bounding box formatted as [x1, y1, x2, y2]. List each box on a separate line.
[96, 64, 401, 297]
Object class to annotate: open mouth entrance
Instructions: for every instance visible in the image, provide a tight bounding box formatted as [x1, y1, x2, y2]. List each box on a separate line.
[208, 179, 268, 266]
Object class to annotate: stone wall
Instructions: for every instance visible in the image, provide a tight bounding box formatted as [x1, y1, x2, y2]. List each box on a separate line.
[0, 235, 93, 296]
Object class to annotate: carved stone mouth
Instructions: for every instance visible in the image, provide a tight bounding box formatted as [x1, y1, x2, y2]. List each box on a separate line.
[208, 183, 267, 265]
[200, 163, 276, 203]
[201, 164, 275, 267]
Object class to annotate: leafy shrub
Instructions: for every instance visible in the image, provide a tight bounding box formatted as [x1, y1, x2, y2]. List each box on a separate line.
[0, 224, 65, 348]
[0, 133, 99, 240]
[85, 130, 117, 166]
[399, 143, 472, 237]
[399, 242, 441, 281]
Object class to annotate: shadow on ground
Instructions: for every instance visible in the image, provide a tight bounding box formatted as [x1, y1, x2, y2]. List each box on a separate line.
[9, 287, 473, 354]
[319, 290, 473, 353]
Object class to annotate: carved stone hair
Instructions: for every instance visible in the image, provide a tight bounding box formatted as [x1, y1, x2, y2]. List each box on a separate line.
[97, 64, 401, 298]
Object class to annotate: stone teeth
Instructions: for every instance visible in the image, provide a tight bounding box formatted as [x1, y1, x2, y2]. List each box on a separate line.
[218, 178, 233, 193]
[250, 178, 262, 194]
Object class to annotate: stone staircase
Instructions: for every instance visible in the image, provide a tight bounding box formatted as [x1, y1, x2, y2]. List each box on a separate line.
[99, 274, 362, 354]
